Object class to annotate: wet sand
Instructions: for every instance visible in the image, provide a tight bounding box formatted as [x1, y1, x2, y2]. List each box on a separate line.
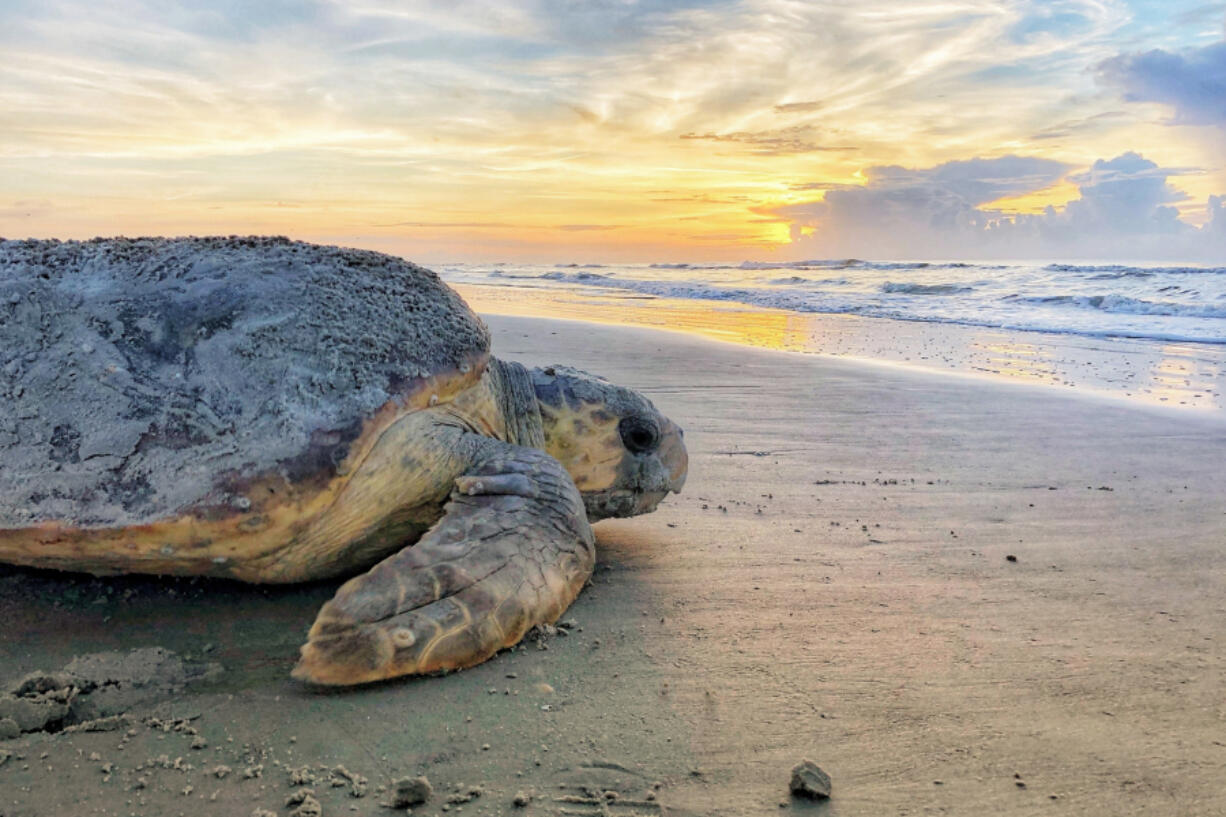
[2, 314, 1225, 816]
[452, 282, 1226, 413]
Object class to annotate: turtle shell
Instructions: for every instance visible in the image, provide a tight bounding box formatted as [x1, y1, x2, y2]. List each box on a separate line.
[0, 237, 489, 536]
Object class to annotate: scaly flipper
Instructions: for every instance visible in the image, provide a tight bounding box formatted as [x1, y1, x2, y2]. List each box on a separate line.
[292, 445, 595, 685]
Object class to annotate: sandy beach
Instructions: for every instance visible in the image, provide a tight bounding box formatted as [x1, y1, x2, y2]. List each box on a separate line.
[2, 313, 1225, 816]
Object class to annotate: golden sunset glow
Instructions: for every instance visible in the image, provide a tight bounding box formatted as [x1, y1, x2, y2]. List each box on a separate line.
[2, 1, 1224, 261]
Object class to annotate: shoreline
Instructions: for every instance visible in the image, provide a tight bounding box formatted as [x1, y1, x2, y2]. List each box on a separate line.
[2, 315, 1225, 816]
[453, 282, 1226, 417]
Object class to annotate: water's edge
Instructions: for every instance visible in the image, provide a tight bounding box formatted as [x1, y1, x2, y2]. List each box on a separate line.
[452, 281, 1226, 417]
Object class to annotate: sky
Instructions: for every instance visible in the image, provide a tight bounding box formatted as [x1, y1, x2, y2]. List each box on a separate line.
[1, 0, 1224, 263]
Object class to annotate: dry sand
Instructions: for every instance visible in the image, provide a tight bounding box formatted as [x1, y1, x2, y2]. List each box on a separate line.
[1, 314, 1224, 816]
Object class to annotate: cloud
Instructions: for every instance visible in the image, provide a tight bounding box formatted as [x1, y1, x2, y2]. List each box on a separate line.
[863, 156, 1073, 206]
[1172, 4, 1226, 27]
[1207, 194, 1226, 238]
[679, 127, 857, 155]
[375, 220, 517, 229]
[1096, 38, 1226, 126]
[1, 0, 1220, 262]
[1007, 4, 1095, 44]
[780, 153, 1224, 261]
[1048, 153, 1193, 236]
[772, 100, 822, 114]
[1030, 110, 1134, 141]
[0, 199, 55, 219]
[0, 0, 1151, 174]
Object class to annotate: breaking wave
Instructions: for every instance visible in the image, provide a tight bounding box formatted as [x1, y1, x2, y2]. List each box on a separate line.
[442, 258, 1226, 344]
[881, 282, 974, 295]
[1006, 294, 1226, 319]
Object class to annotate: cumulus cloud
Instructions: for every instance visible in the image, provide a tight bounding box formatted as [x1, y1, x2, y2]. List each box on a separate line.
[777, 155, 1068, 250]
[1204, 194, 1226, 241]
[861, 156, 1072, 206]
[781, 153, 1224, 262]
[1096, 34, 1226, 126]
[1057, 154, 1192, 233]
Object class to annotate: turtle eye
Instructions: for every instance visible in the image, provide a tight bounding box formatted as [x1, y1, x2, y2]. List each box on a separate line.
[618, 416, 660, 454]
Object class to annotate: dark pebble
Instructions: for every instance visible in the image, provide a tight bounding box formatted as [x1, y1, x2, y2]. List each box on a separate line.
[789, 760, 832, 800]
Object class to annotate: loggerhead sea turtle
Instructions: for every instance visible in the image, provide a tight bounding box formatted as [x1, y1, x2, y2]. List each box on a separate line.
[0, 236, 687, 686]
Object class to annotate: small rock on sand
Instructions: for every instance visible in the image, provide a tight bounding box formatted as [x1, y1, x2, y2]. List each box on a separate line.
[287, 793, 323, 817]
[390, 776, 433, 808]
[513, 790, 532, 807]
[789, 760, 832, 800]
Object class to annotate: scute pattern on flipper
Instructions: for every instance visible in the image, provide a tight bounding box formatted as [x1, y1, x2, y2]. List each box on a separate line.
[294, 445, 595, 685]
[0, 237, 489, 528]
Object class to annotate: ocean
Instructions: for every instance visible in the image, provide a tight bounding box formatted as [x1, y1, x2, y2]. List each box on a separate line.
[441, 259, 1226, 346]
[439, 259, 1226, 414]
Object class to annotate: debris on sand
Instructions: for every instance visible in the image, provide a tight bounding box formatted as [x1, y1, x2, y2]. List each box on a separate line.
[789, 759, 832, 800]
[288, 794, 323, 817]
[389, 775, 433, 808]
[329, 764, 368, 797]
[527, 623, 558, 649]
[446, 783, 483, 805]
[286, 787, 317, 806]
[61, 714, 132, 734]
[288, 764, 317, 785]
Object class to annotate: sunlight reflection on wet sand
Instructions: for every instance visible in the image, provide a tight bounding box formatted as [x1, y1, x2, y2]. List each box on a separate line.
[453, 283, 1226, 414]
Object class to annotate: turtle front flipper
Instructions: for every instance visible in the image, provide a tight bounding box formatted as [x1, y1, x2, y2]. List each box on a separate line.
[292, 445, 594, 686]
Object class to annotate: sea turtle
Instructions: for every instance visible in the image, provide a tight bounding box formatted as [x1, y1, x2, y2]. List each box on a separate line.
[0, 236, 687, 686]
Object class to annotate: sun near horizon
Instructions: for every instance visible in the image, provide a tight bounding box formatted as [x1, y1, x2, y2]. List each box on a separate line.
[2, 1, 1224, 264]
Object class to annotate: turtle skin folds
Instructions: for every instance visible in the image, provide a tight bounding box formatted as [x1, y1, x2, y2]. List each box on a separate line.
[293, 444, 594, 685]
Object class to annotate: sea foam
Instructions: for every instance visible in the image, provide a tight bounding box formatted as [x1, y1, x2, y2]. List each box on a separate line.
[441, 260, 1226, 345]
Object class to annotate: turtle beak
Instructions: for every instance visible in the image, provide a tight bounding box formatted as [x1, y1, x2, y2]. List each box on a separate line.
[658, 417, 687, 495]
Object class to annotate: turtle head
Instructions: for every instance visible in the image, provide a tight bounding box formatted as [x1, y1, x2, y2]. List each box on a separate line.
[530, 365, 687, 522]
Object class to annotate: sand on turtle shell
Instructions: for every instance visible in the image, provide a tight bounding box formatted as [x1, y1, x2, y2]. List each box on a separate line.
[0, 236, 488, 528]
